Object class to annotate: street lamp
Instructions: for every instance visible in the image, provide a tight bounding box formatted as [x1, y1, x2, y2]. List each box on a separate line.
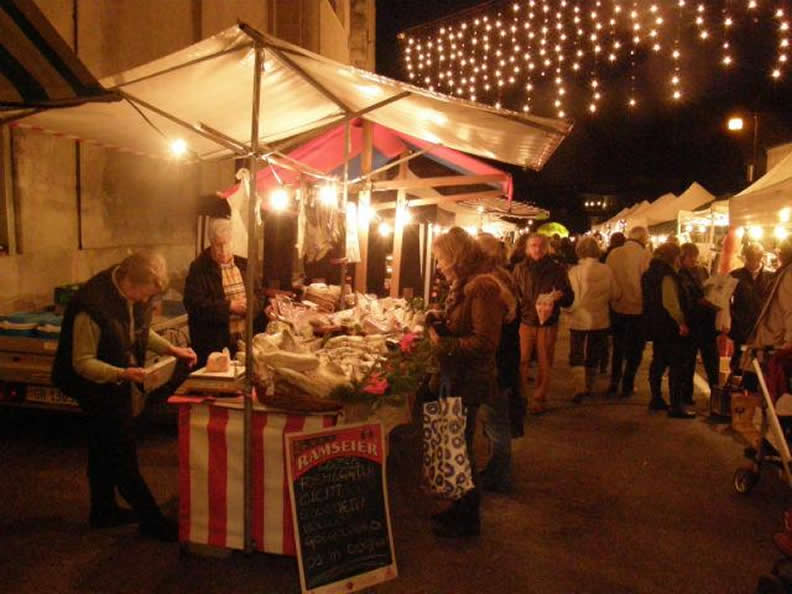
[726, 112, 760, 183]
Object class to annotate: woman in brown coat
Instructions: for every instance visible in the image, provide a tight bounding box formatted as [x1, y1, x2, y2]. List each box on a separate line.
[428, 227, 511, 538]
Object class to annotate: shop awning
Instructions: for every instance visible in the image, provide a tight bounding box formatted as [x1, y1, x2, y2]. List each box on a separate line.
[0, 0, 117, 113]
[8, 24, 571, 168]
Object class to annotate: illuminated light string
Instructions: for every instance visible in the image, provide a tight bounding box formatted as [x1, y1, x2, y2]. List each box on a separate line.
[400, 0, 789, 117]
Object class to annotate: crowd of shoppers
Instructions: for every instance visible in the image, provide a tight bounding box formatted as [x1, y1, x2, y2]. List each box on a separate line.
[425, 225, 792, 539]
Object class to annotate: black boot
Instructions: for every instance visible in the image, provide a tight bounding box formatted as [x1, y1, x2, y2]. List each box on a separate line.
[432, 490, 480, 538]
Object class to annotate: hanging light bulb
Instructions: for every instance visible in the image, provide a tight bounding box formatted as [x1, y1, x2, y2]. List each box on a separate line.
[270, 188, 289, 212]
[378, 222, 393, 237]
[319, 183, 337, 207]
[169, 139, 188, 157]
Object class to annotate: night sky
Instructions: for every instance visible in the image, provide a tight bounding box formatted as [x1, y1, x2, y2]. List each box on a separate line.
[376, 1, 792, 231]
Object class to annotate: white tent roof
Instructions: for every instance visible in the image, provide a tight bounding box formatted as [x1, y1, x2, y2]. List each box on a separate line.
[8, 25, 571, 169]
[640, 192, 676, 226]
[642, 183, 714, 227]
[730, 150, 792, 227]
[622, 199, 654, 229]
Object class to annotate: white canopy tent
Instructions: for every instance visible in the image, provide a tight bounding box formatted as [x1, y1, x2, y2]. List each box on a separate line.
[7, 22, 571, 553]
[621, 199, 653, 230]
[644, 182, 714, 228]
[730, 150, 792, 228]
[7, 25, 571, 169]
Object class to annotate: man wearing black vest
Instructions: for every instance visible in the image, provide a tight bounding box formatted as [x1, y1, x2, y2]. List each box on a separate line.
[53, 251, 197, 541]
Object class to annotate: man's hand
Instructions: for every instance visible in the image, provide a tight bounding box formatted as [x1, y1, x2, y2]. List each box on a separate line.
[230, 297, 247, 316]
[120, 367, 146, 383]
[169, 346, 198, 368]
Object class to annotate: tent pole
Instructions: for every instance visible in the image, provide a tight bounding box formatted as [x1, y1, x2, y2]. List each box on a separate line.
[243, 42, 264, 555]
[424, 223, 434, 305]
[390, 152, 409, 298]
[339, 119, 350, 307]
[354, 121, 373, 293]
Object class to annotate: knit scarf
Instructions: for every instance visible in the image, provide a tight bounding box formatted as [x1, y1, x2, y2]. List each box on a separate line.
[444, 276, 468, 317]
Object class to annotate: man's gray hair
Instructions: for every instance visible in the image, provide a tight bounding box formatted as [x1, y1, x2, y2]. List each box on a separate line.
[525, 233, 549, 253]
[117, 250, 169, 292]
[208, 217, 232, 244]
[628, 226, 649, 245]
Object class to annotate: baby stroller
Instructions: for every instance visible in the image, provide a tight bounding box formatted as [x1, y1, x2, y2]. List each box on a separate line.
[733, 348, 792, 495]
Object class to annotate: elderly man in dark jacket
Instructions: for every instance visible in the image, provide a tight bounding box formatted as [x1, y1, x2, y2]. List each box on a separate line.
[678, 243, 719, 403]
[184, 218, 248, 367]
[643, 243, 695, 418]
[513, 233, 574, 414]
[730, 242, 774, 370]
[52, 251, 197, 540]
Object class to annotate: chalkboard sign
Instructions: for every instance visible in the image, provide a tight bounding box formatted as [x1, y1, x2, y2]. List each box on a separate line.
[285, 422, 398, 594]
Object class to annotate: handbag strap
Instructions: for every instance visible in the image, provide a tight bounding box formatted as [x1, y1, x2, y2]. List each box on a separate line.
[438, 377, 452, 400]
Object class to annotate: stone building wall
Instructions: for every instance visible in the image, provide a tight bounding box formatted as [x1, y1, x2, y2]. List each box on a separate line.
[0, 0, 374, 314]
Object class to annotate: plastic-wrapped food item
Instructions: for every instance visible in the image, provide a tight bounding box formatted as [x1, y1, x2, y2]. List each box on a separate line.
[535, 291, 557, 325]
[206, 348, 231, 372]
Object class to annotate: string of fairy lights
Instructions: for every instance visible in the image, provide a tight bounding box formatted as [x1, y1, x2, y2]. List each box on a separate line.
[398, 0, 790, 118]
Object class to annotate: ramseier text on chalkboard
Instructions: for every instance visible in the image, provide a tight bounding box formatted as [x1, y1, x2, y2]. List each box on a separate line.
[297, 439, 379, 471]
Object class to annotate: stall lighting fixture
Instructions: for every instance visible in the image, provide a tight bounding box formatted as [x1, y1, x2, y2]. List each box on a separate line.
[736, 226, 746, 239]
[727, 117, 744, 131]
[169, 138, 188, 157]
[270, 188, 289, 212]
[357, 202, 373, 224]
[319, 184, 338, 208]
[748, 225, 764, 240]
[396, 205, 412, 227]
[775, 225, 789, 240]
[781, 207, 791, 223]
[378, 222, 393, 237]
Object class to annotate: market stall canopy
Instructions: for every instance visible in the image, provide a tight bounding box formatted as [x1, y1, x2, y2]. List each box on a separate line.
[621, 200, 653, 230]
[730, 150, 792, 228]
[643, 183, 714, 227]
[0, 0, 118, 115]
[640, 192, 677, 226]
[219, 119, 514, 200]
[397, 175, 548, 224]
[8, 24, 571, 168]
[678, 200, 729, 230]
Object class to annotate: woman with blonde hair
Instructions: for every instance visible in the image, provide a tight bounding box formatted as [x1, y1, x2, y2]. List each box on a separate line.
[427, 227, 513, 537]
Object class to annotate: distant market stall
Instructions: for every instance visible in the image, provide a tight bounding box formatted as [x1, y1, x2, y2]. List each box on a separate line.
[730, 149, 792, 251]
[6, 20, 571, 563]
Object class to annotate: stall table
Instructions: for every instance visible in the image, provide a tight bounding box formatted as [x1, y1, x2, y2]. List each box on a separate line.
[169, 393, 339, 554]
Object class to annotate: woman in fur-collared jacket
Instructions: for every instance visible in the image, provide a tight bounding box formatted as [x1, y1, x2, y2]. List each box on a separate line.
[427, 227, 513, 539]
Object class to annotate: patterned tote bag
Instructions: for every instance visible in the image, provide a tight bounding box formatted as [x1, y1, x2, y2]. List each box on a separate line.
[422, 385, 474, 500]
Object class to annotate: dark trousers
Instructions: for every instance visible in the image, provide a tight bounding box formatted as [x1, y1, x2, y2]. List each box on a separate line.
[569, 328, 610, 370]
[649, 340, 686, 409]
[85, 399, 162, 525]
[697, 336, 720, 388]
[610, 313, 646, 394]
